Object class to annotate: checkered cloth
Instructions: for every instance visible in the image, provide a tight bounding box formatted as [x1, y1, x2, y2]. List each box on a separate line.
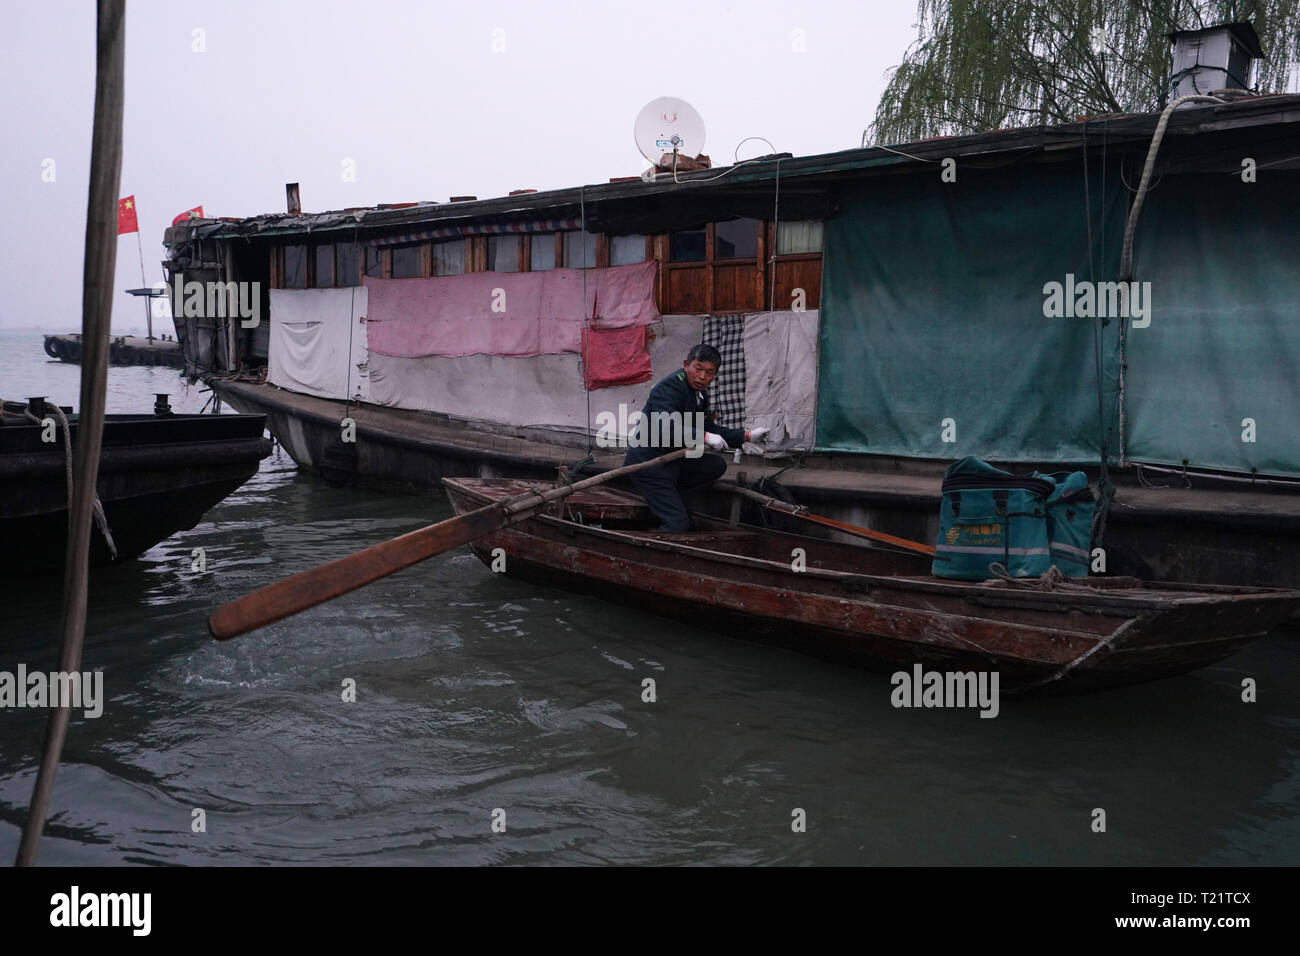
[703, 315, 746, 430]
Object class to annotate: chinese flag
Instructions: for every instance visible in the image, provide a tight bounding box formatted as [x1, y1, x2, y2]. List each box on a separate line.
[172, 205, 204, 225]
[117, 195, 138, 235]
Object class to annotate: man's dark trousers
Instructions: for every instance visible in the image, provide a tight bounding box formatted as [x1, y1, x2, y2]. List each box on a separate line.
[628, 453, 726, 531]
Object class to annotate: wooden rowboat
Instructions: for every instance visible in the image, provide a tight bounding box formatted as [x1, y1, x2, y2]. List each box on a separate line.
[443, 477, 1300, 694]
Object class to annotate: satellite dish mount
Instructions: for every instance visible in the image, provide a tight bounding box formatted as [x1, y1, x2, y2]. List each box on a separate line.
[634, 97, 711, 174]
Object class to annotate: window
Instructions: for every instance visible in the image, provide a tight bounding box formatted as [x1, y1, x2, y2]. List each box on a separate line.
[283, 245, 307, 288]
[715, 218, 759, 260]
[770, 220, 824, 311]
[777, 221, 824, 255]
[488, 235, 521, 272]
[392, 243, 423, 278]
[313, 244, 334, 288]
[365, 245, 383, 278]
[432, 239, 466, 276]
[336, 242, 360, 286]
[563, 230, 596, 269]
[609, 234, 647, 266]
[669, 228, 706, 262]
[529, 234, 556, 271]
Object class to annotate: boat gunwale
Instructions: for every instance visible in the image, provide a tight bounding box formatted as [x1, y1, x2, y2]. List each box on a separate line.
[441, 478, 1300, 615]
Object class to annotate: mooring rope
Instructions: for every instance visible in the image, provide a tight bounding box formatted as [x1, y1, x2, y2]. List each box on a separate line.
[986, 563, 1095, 592]
[1116, 94, 1227, 466]
[27, 403, 118, 559]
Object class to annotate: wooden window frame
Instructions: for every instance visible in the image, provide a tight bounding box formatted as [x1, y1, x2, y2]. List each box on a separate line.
[559, 230, 597, 270]
[487, 234, 524, 274]
[659, 219, 764, 315]
[276, 242, 311, 290]
[334, 240, 362, 287]
[607, 233, 652, 268]
[312, 241, 335, 289]
[525, 232, 562, 272]
[430, 238, 468, 277]
[764, 220, 825, 312]
[390, 241, 427, 280]
[362, 243, 386, 281]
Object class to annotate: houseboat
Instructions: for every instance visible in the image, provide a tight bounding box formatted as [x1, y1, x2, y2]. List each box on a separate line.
[162, 39, 1300, 594]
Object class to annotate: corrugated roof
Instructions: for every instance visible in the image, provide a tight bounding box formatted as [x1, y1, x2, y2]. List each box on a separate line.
[165, 94, 1300, 245]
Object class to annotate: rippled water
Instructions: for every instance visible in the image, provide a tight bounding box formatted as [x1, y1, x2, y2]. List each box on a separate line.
[1, 332, 1298, 865]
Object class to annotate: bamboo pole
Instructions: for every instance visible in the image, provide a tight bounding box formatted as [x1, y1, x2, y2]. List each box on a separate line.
[16, 0, 126, 867]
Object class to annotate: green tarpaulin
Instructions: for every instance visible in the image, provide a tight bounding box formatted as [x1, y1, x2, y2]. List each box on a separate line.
[816, 162, 1125, 463]
[1125, 173, 1300, 477]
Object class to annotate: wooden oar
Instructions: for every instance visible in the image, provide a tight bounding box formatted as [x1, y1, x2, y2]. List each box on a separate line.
[208, 447, 692, 640]
[717, 481, 935, 556]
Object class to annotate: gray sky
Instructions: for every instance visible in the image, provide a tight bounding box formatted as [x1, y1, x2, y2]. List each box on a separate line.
[0, 0, 918, 333]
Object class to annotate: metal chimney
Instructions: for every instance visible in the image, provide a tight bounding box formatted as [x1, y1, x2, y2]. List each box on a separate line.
[1167, 22, 1263, 101]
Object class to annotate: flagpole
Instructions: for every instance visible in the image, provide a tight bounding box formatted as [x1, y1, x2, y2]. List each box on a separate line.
[132, 199, 152, 341]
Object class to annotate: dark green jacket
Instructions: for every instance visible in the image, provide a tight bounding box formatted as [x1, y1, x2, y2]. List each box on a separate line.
[624, 368, 745, 464]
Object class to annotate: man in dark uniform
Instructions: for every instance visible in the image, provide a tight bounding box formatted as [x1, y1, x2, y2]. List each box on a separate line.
[623, 344, 767, 532]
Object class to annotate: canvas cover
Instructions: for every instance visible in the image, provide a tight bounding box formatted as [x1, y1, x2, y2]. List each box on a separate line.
[365, 316, 705, 431]
[815, 163, 1124, 462]
[363, 260, 658, 358]
[1125, 173, 1300, 476]
[743, 309, 819, 451]
[268, 288, 369, 401]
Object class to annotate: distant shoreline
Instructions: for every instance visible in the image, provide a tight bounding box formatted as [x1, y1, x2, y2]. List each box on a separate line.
[2, 327, 161, 336]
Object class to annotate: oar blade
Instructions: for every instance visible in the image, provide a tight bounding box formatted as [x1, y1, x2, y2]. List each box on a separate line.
[207, 446, 691, 640]
[207, 503, 507, 640]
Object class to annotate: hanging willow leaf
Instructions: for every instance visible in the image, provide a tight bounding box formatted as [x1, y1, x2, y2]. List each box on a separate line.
[869, 0, 1300, 144]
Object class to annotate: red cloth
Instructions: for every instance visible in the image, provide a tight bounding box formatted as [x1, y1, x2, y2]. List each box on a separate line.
[171, 205, 204, 225]
[583, 325, 652, 390]
[117, 196, 138, 234]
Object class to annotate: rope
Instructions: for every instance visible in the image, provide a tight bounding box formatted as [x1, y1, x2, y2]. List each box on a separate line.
[580, 185, 593, 458]
[1117, 95, 1225, 466]
[986, 563, 1094, 592]
[768, 157, 781, 312]
[345, 223, 359, 412]
[1081, 119, 1117, 555]
[869, 143, 942, 163]
[1119, 95, 1226, 281]
[26, 403, 118, 559]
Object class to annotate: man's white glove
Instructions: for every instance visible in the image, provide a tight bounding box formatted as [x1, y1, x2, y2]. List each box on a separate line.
[704, 432, 726, 450]
[747, 427, 770, 442]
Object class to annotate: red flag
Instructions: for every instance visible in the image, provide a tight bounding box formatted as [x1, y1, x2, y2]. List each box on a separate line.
[117, 195, 138, 235]
[171, 205, 204, 226]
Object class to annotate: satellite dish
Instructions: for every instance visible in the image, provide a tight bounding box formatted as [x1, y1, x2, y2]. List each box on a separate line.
[634, 97, 706, 165]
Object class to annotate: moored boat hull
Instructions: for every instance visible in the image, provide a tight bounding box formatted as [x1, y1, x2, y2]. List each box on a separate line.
[0, 408, 272, 572]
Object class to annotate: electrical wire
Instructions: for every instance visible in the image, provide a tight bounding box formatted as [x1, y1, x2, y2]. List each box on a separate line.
[734, 136, 776, 163]
[870, 143, 943, 163]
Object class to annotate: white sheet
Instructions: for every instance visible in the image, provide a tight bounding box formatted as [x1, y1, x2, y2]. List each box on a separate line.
[742, 309, 819, 451]
[268, 288, 369, 402]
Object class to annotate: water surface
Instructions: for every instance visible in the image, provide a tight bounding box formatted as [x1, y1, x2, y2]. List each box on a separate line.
[1, 331, 1297, 865]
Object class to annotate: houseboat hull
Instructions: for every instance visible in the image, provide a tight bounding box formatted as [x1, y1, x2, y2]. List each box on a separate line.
[214, 378, 1300, 595]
